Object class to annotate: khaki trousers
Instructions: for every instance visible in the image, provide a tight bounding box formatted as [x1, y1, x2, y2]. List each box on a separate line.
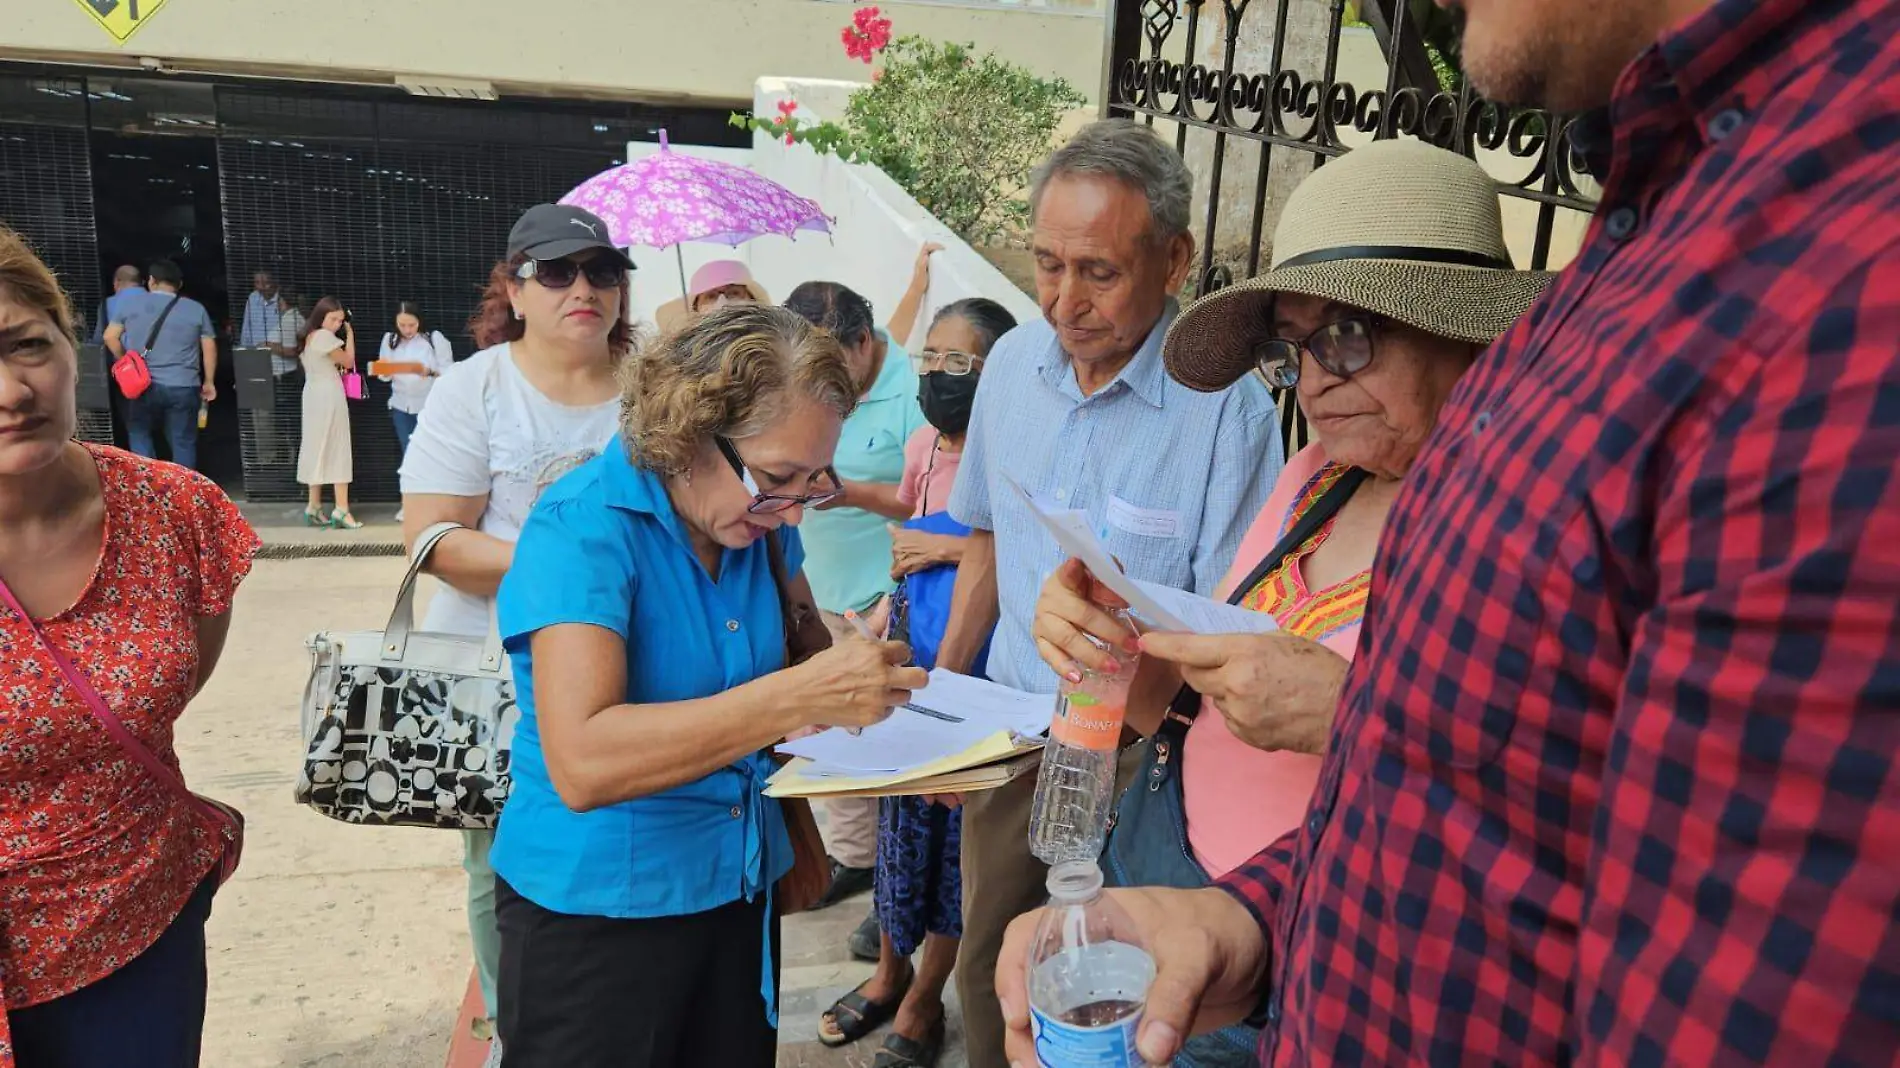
[956, 746, 1142, 1068]
[814, 609, 880, 870]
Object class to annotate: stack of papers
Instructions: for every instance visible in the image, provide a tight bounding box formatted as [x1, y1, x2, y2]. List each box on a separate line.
[1007, 477, 1279, 636]
[767, 670, 1050, 798]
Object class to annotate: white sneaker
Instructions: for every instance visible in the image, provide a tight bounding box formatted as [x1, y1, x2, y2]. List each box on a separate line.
[394, 507, 405, 522]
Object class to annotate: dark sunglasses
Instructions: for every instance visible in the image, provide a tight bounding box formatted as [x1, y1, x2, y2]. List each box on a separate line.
[515, 256, 625, 291]
[714, 436, 844, 515]
[1253, 314, 1383, 390]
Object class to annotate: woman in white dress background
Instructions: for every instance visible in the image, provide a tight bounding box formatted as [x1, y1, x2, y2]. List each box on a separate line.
[297, 297, 359, 529]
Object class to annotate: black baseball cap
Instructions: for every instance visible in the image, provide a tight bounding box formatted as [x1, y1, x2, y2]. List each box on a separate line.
[507, 204, 635, 269]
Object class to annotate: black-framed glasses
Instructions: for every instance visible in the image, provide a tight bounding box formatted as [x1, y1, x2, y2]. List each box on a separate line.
[1253, 315, 1382, 390]
[911, 349, 985, 376]
[515, 256, 626, 291]
[714, 436, 844, 515]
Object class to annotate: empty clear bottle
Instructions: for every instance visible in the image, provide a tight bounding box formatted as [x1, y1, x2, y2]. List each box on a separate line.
[1027, 860, 1156, 1067]
[1028, 608, 1139, 865]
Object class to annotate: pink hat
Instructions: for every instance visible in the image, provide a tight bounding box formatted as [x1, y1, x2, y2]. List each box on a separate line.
[688, 260, 770, 305]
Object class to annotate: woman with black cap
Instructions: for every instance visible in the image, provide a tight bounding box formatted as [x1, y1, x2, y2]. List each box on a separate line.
[397, 202, 636, 1067]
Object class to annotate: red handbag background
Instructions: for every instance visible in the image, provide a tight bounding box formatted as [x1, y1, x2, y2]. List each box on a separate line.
[111, 293, 183, 401]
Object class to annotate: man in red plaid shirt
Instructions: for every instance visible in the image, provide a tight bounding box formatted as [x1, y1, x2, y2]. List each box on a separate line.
[997, 0, 1900, 1063]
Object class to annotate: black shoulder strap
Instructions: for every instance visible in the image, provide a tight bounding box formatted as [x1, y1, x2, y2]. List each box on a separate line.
[1166, 466, 1370, 723]
[142, 295, 184, 353]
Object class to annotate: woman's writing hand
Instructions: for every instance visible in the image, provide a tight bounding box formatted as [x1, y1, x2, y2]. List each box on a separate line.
[786, 639, 928, 731]
[1136, 632, 1345, 755]
[1032, 558, 1137, 682]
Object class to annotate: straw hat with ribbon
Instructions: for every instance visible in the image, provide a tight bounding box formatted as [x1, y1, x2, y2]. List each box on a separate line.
[1163, 138, 1552, 392]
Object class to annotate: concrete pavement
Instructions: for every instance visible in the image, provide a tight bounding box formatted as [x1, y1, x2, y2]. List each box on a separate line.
[187, 555, 968, 1067]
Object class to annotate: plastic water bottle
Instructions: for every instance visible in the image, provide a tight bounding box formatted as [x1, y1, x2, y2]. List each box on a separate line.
[1027, 608, 1139, 865]
[1027, 860, 1156, 1067]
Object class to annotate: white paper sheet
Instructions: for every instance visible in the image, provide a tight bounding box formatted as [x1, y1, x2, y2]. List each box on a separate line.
[774, 671, 1049, 775]
[911, 668, 1053, 736]
[777, 706, 994, 774]
[1128, 578, 1281, 635]
[1007, 476, 1279, 636]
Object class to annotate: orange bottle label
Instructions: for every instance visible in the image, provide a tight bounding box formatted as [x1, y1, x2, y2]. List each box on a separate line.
[1049, 692, 1127, 751]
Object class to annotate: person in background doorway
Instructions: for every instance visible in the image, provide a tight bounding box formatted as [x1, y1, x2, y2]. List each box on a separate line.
[399, 203, 634, 1068]
[0, 225, 259, 1068]
[88, 264, 144, 346]
[296, 298, 358, 529]
[103, 260, 218, 471]
[654, 259, 772, 334]
[938, 119, 1284, 1068]
[780, 245, 935, 931]
[816, 297, 1015, 1068]
[238, 270, 281, 348]
[377, 301, 454, 455]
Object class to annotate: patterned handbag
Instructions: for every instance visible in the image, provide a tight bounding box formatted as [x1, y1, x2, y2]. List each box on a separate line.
[295, 522, 517, 830]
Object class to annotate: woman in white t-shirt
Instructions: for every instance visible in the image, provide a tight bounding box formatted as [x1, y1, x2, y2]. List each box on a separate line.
[398, 204, 635, 1061]
[377, 301, 455, 456]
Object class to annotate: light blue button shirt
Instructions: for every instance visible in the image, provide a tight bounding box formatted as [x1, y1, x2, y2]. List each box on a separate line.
[948, 303, 1285, 694]
[799, 329, 927, 614]
[493, 436, 797, 1024]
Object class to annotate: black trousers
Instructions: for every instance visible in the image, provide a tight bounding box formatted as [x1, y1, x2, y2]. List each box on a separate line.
[495, 877, 779, 1068]
[11, 874, 216, 1068]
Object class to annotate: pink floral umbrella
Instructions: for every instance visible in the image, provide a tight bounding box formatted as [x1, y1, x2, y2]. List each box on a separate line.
[560, 131, 831, 295]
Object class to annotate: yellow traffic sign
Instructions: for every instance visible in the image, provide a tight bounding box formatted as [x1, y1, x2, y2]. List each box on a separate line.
[70, 0, 168, 43]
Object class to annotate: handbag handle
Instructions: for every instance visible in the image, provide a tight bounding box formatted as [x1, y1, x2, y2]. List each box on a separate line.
[380, 521, 504, 672]
[0, 575, 231, 832]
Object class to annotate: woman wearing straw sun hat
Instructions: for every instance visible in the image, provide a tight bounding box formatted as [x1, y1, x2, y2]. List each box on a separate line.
[1026, 138, 1550, 1065]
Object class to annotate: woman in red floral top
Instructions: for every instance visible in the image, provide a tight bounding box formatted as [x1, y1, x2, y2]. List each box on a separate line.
[0, 229, 259, 1068]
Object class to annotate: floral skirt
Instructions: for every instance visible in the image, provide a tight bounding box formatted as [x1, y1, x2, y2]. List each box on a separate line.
[872, 795, 963, 957]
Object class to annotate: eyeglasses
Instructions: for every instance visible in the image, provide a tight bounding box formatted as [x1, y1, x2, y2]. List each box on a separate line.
[714, 436, 844, 515]
[515, 256, 626, 291]
[1253, 315, 1382, 390]
[911, 350, 984, 376]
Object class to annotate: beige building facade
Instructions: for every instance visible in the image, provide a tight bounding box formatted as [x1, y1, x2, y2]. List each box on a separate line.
[3, 0, 1109, 107]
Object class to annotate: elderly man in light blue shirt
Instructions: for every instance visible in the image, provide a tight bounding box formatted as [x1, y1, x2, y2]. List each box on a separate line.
[938, 119, 1284, 1066]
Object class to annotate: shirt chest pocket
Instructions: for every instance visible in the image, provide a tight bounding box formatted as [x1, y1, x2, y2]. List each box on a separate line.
[1096, 492, 1195, 589]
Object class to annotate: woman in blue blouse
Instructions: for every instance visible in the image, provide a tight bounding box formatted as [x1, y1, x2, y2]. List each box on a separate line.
[491, 304, 930, 1068]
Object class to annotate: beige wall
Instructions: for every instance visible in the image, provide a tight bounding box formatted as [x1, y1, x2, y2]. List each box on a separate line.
[2, 0, 1106, 107]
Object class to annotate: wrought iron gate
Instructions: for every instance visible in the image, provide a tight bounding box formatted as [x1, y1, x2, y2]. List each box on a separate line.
[1100, 1, 1600, 447]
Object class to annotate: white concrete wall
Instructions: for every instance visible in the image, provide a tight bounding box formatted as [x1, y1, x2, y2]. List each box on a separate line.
[617, 76, 1039, 339]
[3, 0, 1106, 108]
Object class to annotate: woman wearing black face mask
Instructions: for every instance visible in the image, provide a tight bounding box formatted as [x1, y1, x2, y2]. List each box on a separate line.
[814, 297, 1015, 1068]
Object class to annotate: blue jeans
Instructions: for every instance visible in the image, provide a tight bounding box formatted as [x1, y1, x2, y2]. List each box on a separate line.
[11, 874, 215, 1067]
[391, 408, 420, 456]
[124, 383, 201, 470]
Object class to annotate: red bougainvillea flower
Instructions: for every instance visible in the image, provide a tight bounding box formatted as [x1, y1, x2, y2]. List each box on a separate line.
[774, 98, 799, 144]
[841, 5, 892, 64]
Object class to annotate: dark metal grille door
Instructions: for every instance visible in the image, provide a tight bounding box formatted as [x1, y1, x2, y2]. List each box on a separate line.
[1102, 0, 1600, 454]
[215, 90, 632, 503]
[0, 119, 109, 444]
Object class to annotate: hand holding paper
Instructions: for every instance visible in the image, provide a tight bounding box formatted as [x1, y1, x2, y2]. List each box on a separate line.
[1008, 475, 1278, 637]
